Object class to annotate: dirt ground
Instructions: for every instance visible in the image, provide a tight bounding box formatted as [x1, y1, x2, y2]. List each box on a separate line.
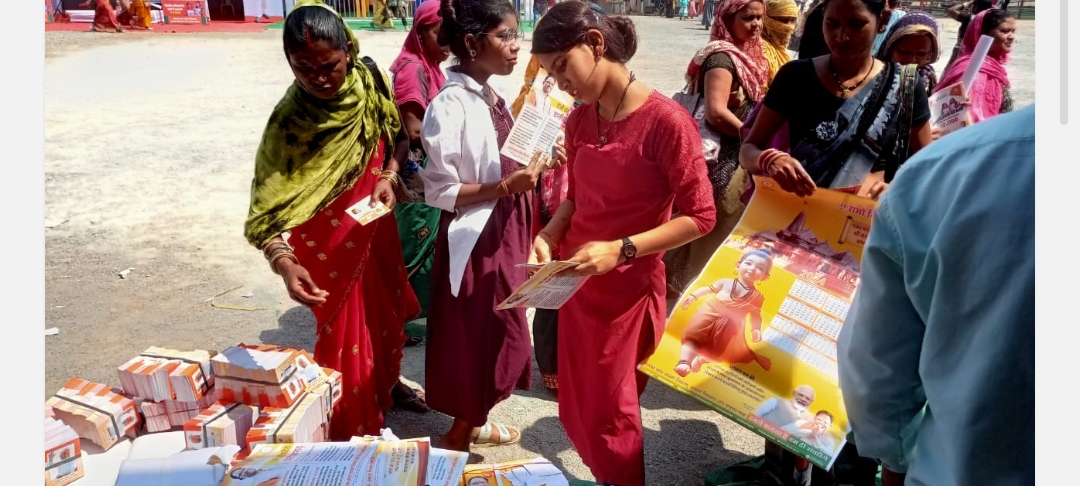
[43, 14, 1035, 484]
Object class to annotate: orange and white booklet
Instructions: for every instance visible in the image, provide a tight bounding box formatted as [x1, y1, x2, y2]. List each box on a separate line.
[496, 261, 589, 310]
[345, 196, 391, 226]
[928, 82, 973, 137]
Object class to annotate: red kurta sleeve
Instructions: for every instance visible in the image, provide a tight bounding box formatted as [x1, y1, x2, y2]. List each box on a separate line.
[645, 100, 717, 235]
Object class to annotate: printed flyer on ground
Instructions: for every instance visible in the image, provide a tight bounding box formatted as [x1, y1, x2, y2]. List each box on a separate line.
[639, 176, 878, 470]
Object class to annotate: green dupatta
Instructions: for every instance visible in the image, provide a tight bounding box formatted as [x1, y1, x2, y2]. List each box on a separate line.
[244, 0, 401, 248]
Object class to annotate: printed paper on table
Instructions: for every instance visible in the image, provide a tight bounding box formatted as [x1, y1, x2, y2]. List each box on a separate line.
[496, 261, 588, 310]
[460, 457, 569, 486]
[500, 67, 574, 167]
[928, 82, 973, 137]
[221, 440, 445, 486]
[639, 176, 877, 470]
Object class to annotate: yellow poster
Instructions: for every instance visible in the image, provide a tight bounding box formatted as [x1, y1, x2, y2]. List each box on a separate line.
[639, 176, 877, 470]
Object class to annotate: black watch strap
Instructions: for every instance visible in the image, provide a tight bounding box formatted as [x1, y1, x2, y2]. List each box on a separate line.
[621, 237, 637, 261]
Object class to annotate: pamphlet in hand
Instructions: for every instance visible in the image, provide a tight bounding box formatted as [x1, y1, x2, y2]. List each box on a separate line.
[929, 34, 992, 138]
[496, 261, 589, 310]
[501, 67, 575, 167]
[345, 196, 391, 226]
[928, 82, 973, 138]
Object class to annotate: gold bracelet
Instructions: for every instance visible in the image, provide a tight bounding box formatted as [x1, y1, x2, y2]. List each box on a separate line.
[262, 242, 291, 260]
[265, 246, 293, 262]
[378, 170, 400, 189]
[269, 251, 298, 275]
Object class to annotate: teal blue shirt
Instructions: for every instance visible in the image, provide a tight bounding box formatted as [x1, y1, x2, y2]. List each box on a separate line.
[838, 105, 1034, 486]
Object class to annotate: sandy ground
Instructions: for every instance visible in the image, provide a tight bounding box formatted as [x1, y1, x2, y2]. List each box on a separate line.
[44, 14, 1035, 484]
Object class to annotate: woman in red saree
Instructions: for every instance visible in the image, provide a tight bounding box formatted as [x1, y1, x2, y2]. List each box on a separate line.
[81, 0, 124, 32]
[244, 1, 420, 440]
[532, 4, 717, 484]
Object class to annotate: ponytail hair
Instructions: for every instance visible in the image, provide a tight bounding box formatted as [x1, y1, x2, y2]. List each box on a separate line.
[531, 1, 638, 63]
[437, 0, 516, 61]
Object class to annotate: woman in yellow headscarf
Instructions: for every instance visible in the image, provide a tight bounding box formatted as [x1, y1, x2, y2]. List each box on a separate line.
[761, 0, 799, 84]
[246, 0, 423, 439]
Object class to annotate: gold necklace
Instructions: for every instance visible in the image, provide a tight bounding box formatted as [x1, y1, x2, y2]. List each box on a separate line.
[828, 55, 873, 99]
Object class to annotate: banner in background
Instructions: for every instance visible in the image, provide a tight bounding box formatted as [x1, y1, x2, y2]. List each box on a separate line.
[162, 1, 210, 24]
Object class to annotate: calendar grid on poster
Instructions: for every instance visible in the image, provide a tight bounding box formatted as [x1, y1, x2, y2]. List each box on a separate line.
[764, 277, 854, 381]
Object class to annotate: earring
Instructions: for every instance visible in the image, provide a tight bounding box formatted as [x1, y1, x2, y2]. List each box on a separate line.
[469, 50, 477, 60]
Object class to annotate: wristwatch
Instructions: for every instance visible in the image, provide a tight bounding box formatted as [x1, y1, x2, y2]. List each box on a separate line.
[620, 237, 637, 263]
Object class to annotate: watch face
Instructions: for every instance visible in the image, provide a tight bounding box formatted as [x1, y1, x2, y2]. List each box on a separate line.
[624, 244, 637, 258]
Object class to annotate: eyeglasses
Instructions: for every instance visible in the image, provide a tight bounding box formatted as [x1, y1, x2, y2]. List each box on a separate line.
[479, 29, 525, 45]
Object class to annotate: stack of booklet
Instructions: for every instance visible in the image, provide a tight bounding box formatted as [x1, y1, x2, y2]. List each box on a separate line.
[45, 378, 141, 450]
[139, 386, 220, 433]
[213, 344, 325, 409]
[183, 401, 258, 451]
[44, 405, 84, 486]
[245, 366, 342, 448]
[117, 346, 216, 403]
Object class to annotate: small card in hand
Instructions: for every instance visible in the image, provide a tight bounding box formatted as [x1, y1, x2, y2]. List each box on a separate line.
[345, 196, 391, 226]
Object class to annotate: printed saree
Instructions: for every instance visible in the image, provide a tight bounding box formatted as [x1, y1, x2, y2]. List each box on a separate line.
[795, 62, 918, 188]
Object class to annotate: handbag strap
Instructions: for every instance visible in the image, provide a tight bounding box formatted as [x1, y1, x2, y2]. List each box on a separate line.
[887, 63, 919, 182]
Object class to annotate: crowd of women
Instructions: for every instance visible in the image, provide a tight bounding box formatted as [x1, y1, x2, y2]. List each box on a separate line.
[242, 0, 1021, 484]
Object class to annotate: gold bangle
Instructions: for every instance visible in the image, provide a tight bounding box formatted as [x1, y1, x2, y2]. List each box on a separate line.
[262, 243, 290, 259]
[269, 251, 298, 275]
[379, 170, 400, 188]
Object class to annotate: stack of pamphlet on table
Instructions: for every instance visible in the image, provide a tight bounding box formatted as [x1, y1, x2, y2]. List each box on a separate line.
[212, 344, 324, 409]
[44, 405, 85, 486]
[45, 378, 141, 450]
[117, 346, 218, 432]
[183, 401, 259, 451]
[117, 346, 216, 403]
[139, 386, 220, 432]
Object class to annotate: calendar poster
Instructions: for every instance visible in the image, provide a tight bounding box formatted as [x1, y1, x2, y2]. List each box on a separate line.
[640, 176, 877, 470]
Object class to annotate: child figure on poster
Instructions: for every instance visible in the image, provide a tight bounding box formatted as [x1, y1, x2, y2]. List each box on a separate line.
[676, 249, 774, 376]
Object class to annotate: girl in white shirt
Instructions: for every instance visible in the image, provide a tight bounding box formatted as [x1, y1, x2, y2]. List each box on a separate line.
[419, 0, 561, 453]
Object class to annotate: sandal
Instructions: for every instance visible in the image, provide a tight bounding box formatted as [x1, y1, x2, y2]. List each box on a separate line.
[391, 382, 430, 413]
[471, 422, 521, 448]
[541, 372, 559, 390]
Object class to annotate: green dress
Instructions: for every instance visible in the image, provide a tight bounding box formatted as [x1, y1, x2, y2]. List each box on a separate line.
[395, 144, 440, 343]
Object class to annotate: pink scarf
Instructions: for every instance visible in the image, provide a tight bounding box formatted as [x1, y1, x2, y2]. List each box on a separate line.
[389, 1, 446, 108]
[688, 0, 769, 103]
[935, 9, 1011, 122]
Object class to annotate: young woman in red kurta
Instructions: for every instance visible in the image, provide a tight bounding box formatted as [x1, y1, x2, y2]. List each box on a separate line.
[531, 4, 717, 485]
